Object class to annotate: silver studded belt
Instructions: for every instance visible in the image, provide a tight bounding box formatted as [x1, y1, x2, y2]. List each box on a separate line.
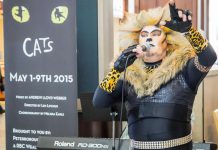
[130, 133, 192, 149]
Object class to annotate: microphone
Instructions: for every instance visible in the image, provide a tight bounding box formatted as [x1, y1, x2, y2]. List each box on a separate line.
[141, 43, 152, 52]
[124, 43, 152, 57]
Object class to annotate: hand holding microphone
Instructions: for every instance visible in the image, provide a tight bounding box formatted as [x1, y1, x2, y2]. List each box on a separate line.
[114, 44, 150, 72]
[114, 45, 137, 72]
[133, 43, 151, 58]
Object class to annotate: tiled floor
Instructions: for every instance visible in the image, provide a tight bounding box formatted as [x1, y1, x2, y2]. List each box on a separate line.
[0, 101, 6, 150]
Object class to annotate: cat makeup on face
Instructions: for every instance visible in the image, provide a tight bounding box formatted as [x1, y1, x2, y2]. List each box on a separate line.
[139, 26, 168, 62]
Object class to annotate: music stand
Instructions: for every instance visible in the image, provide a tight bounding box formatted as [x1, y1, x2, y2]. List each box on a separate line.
[79, 92, 127, 122]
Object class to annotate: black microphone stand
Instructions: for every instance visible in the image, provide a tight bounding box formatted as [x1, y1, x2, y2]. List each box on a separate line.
[108, 48, 135, 150]
[202, 81, 205, 143]
[110, 106, 118, 150]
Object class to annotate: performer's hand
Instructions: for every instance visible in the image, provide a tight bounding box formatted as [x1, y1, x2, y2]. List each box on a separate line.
[114, 45, 137, 72]
[160, 0, 192, 33]
[132, 45, 144, 58]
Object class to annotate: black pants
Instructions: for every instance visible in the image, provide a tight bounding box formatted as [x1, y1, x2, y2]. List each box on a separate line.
[128, 117, 192, 150]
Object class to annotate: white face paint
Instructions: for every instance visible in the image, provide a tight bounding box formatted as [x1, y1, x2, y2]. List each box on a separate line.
[139, 26, 167, 62]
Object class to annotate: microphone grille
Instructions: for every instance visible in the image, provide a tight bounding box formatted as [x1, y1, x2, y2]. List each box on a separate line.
[141, 43, 150, 52]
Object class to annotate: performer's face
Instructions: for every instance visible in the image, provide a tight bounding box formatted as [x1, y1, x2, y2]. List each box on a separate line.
[139, 26, 167, 62]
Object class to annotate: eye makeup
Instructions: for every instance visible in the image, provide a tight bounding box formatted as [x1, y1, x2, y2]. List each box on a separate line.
[140, 29, 162, 37]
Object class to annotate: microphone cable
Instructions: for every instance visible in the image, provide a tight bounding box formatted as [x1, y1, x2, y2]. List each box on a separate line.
[117, 53, 136, 150]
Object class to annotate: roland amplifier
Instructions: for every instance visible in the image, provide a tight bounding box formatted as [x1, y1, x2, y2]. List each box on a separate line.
[37, 137, 130, 150]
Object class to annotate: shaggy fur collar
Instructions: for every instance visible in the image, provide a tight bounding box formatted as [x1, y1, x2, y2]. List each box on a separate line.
[121, 47, 195, 97]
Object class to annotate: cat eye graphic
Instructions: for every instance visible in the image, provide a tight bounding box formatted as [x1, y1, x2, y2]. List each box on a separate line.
[51, 6, 68, 24]
[12, 6, 30, 23]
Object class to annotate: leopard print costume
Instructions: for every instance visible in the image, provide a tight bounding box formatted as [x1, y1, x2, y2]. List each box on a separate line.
[184, 27, 208, 54]
[185, 27, 211, 72]
[99, 68, 121, 92]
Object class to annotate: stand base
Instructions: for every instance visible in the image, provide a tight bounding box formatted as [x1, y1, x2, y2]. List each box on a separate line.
[193, 142, 217, 150]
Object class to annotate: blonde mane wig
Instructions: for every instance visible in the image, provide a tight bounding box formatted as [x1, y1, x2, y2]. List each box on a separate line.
[119, 4, 194, 53]
[118, 4, 196, 97]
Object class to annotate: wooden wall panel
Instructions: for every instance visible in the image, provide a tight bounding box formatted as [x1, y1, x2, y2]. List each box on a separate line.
[201, 0, 204, 30]
[204, 75, 218, 145]
[124, 0, 128, 12]
[192, 0, 197, 28]
[157, 0, 169, 7]
[139, 0, 157, 10]
[134, 0, 197, 28]
[134, 0, 140, 13]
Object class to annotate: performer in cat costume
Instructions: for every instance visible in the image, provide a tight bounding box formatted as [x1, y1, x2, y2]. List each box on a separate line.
[93, 0, 217, 149]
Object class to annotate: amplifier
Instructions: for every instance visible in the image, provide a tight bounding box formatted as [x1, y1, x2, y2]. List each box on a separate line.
[37, 137, 217, 150]
[193, 142, 217, 150]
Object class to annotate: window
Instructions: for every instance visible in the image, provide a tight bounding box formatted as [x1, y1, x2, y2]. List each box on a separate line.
[113, 0, 124, 18]
[209, 0, 218, 57]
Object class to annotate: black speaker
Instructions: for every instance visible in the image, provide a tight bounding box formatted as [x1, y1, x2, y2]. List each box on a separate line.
[193, 142, 217, 150]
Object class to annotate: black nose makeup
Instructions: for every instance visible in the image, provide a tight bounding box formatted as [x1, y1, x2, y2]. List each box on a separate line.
[146, 38, 152, 42]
